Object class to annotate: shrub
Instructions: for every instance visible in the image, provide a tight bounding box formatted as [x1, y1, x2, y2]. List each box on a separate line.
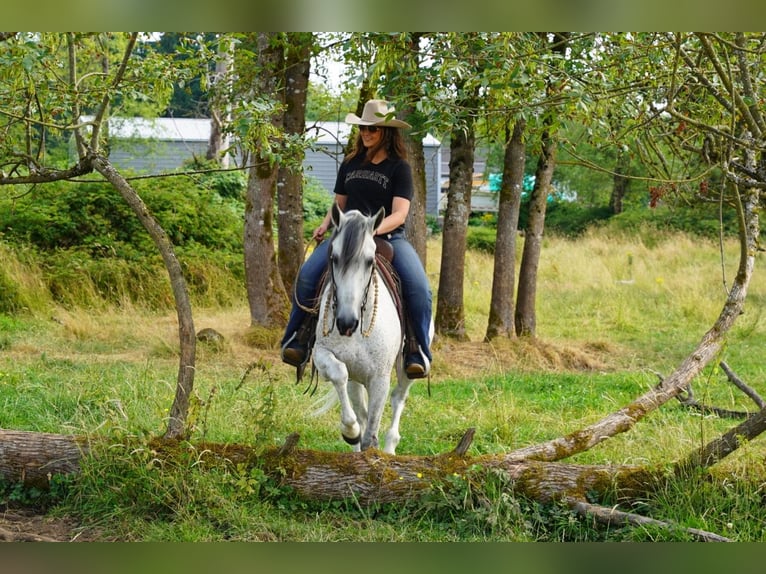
[605, 202, 740, 239]
[466, 226, 498, 253]
[302, 177, 334, 241]
[0, 177, 246, 309]
[185, 161, 247, 200]
[0, 178, 244, 257]
[543, 202, 612, 237]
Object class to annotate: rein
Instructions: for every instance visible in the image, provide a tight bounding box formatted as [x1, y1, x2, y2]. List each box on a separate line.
[294, 240, 322, 315]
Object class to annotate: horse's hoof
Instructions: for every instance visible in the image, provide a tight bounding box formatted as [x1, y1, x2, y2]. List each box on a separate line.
[342, 433, 361, 445]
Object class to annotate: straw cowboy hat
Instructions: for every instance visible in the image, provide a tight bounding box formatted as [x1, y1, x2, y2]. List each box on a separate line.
[345, 99, 412, 129]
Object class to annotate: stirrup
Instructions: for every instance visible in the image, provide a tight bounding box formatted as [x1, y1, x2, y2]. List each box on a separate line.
[282, 327, 314, 382]
[404, 347, 430, 379]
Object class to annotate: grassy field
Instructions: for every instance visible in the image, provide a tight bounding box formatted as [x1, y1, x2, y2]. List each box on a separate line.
[1, 229, 766, 541]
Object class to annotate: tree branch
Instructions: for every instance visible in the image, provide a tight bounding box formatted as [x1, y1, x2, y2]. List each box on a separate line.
[676, 383, 750, 419]
[567, 498, 731, 542]
[88, 32, 138, 154]
[678, 406, 766, 470]
[720, 361, 766, 409]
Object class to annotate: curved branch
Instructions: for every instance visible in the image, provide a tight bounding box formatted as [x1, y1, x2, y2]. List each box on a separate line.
[89, 153, 196, 440]
[505, 176, 758, 464]
[720, 361, 765, 409]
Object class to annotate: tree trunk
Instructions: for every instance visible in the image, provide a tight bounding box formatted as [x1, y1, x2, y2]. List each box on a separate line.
[435, 90, 477, 341]
[207, 36, 234, 167]
[277, 33, 312, 295]
[91, 155, 196, 440]
[515, 126, 556, 337]
[515, 33, 568, 338]
[609, 146, 630, 215]
[0, 430, 87, 489]
[486, 119, 525, 341]
[404, 135, 428, 266]
[244, 33, 289, 328]
[399, 32, 428, 267]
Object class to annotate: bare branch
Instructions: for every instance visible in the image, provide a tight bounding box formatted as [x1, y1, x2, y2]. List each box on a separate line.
[67, 33, 86, 159]
[679, 406, 766, 470]
[676, 383, 750, 419]
[278, 432, 301, 456]
[696, 33, 761, 139]
[568, 498, 731, 542]
[452, 428, 475, 456]
[720, 361, 766, 409]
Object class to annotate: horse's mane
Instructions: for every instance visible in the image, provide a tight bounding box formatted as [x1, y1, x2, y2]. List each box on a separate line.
[335, 213, 368, 271]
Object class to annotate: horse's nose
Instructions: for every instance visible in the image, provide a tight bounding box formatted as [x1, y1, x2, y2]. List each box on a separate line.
[336, 317, 358, 337]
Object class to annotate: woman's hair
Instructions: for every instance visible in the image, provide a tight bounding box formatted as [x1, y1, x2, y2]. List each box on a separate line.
[345, 126, 409, 164]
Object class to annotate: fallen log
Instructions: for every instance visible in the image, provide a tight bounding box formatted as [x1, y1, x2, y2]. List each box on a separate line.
[0, 427, 651, 506]
[0, 429, 88, 489]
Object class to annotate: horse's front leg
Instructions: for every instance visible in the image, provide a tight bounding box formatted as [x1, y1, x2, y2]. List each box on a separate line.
[347, 381, 368, 452]
[361, 375, 391, 451]
[314, 349, 360, 445]
[384, 363, 415, 455]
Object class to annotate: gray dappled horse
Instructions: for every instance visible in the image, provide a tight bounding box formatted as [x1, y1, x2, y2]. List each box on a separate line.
[312, 205, 415, 454]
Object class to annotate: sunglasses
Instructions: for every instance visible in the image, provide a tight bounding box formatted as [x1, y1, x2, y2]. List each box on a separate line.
[358, 125, 381, 133]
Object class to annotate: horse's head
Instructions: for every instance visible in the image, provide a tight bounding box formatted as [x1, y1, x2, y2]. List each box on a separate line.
[328, 205, 385, 336]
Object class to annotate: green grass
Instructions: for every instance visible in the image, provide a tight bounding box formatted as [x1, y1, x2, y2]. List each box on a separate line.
[1, 229, 766, 541]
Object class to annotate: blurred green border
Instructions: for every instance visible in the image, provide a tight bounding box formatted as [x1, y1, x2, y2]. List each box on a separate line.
[2, 0, 763, 32]
[3, 542, 765, 574]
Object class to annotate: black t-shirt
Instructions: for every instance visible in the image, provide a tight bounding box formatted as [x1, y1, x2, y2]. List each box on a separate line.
[333, 154, 413, 232]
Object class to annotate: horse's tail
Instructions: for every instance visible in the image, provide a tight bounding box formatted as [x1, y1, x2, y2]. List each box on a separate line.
[310, 385, 338, 417]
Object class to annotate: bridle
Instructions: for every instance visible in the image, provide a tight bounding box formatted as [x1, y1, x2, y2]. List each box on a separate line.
[322, 236, 379, 338]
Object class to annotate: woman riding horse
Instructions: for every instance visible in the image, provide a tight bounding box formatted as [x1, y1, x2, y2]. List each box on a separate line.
[281, 99, 433, 379]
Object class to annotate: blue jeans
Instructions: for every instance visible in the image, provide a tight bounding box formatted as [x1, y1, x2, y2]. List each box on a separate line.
[281, 231, 433, 363]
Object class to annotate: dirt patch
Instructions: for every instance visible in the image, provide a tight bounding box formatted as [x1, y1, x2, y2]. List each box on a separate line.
[0, 506, 105, 542]
[431, 336, 616, 381]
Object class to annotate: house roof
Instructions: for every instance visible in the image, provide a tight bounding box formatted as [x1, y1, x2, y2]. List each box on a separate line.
[106, 117, 210, 142]
[82, 117, 440, 147]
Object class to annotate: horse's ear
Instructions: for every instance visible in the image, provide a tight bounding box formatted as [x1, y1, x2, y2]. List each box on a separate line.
[373, 207, 385, 231]
[331, 202, 342, 228]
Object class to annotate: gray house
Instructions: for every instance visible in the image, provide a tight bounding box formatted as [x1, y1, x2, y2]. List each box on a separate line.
[86, 117, 445, 217]
[86, 116, 212, 173]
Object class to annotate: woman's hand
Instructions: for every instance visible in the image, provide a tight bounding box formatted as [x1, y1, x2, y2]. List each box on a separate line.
[312, 222, 329, 243]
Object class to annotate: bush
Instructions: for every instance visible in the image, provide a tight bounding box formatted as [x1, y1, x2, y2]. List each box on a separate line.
[543, 202, 612, 237]
[0, 178, 244, 258]
[180, 158, 247, 200]
[466, 226, 498, 253]
[606, 202, 740, 238]
[0, 176, 246, 309]
[302, 177, 334, 241]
